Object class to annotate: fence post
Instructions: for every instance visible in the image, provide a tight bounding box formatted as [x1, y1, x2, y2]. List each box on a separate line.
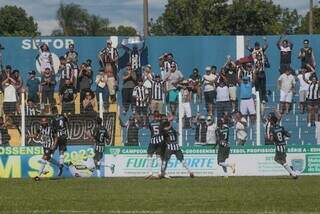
[178, 91, 183, 147]
[99, 92, 103, 119]
[256, 91, 261, 146]
[21, 92, 25, 146]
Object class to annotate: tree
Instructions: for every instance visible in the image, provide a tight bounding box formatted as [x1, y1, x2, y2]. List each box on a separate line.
[54, 3, 137, 36]
[0, 5, 39, 36]
[150, 0, 301, 35]
[116, 25, 137, 36]
[150, 0, 229, 35]
[297, 7, 320, 34]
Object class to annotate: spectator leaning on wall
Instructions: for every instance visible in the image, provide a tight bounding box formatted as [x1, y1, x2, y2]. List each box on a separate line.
[59, 78, 77, 114]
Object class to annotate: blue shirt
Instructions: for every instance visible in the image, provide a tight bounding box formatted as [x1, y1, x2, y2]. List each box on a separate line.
[240, 82, 252, 99]
[26, 78, 40, 94]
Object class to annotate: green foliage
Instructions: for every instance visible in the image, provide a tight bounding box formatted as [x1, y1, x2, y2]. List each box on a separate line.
[150, 0, 302, 35]
[297, 7, 320, 34]
[0, 5, 39, 36]
[55, 3, 137, 36]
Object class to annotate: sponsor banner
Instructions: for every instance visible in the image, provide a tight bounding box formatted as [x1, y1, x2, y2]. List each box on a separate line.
[104, 145, 320, 177]
[11, 113, 116, 146]
[0, 146, 100, 178]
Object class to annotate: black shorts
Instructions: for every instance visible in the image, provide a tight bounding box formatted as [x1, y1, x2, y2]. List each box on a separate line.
[62, 102, 75, 114]
[147, 143, 162, 155]
[204, 91, 216, 105]
[217, 146, 230, 163]
[3, 102, 16, 114]
[55, 136, 67, 152]
[274, 151, 287, 165]
[163, 149, 184, 162]
[43, 147, 53, 159]
[94, 151, 104, 162]
[307, 99, 319, 107]
[134, 106, 147, 115]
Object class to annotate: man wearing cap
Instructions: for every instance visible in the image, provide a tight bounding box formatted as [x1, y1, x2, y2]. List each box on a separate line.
[98, 39, 119, 77]
[26, 70, 40, 104]
[203, 66, 218, 117]
[298, 39, 316, 69]
[238, 75, 256, 121]
[163, 61, 183, 115]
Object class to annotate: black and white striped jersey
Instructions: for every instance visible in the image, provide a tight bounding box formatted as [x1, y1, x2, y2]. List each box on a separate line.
[307, 82, 319, 100]
[151, 80, 164, 101]
[133, 85, 148, 107]
[38, 125, 54, 149]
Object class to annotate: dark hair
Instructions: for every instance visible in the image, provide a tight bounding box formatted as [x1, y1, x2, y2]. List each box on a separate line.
[211, 65, 217, 70]
[51, 106, 58, 113]
[59, 56, 65, 60]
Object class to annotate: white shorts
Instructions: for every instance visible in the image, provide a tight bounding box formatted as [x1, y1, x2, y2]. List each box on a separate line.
[280, 90, 293, 103]
[228, 86, 237, 101]
[181, 102, 192, 118]
[299, 90, 308, 103]
[240, 98, 256, 115]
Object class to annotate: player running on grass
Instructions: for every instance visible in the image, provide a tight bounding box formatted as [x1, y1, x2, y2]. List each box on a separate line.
[85, 117, 114, 176]
[32, 117, 59, 181]
[51, 106, 69, 176]
[216, 118, 235, 177]
[269, 115, 298, 179]
[160, 121, 194, 178]
[145, 111, 164, 179]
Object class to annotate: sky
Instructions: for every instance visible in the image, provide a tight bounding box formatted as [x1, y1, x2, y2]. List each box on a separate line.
[0, 0, 315, 35]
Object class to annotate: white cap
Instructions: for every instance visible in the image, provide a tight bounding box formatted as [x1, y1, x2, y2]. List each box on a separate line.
[205, 66, 211, 71]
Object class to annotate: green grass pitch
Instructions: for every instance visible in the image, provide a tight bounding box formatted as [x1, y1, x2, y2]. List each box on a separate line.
[0, 176, 319, 213]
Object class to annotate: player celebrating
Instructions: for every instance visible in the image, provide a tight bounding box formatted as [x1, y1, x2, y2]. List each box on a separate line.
[160, 121, 194, 178]
[51, 106, 69, 176]
[216, 118, 235, 177]
[32, 117, 56, 181]
[145, 111, 164, 179]
[269, 115, 298, 179]
[86, 117, 112, 176]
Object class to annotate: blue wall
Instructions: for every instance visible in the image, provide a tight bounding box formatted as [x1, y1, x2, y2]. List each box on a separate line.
[0, 35, 319, 90]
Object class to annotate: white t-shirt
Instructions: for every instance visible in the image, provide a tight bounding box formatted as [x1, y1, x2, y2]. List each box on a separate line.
[203, 74, 217, 92]
[164, 70, 183, 90]
[278, 73, 295, 93]
[3, 84, 17, 102]
[206, 123, 217, 144]
[236, 118, 247, 140]
[297, 72, 311, 92]
[216, 86, 230, 102]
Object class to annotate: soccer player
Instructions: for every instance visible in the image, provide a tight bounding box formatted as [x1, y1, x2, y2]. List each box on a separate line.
[269, 115, 298, 179]
[216, 118, 235, 177]
[86, 117, 112, 176]
[32, 117, 56, 181]
[145, 111, 164, 179]
[160, 121, 194, 178]
[51, 106, 69, 176]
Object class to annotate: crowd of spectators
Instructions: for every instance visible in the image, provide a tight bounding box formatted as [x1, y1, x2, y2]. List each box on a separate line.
[0, 36, 319, 146]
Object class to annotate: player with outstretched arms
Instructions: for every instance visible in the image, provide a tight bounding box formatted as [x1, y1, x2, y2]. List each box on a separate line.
[216, 118, 235, 177]
[32, 117, 58, 181]
[145, 111, 164, 179]
[160, 121, 194, 178]
[269, 115, 298, 179]
[51, 106, 69, 176]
